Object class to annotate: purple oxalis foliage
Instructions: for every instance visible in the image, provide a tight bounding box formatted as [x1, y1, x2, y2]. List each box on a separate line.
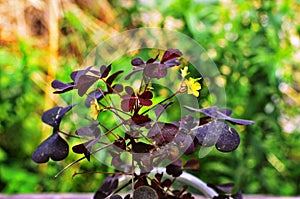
[32, 48, 254, 199]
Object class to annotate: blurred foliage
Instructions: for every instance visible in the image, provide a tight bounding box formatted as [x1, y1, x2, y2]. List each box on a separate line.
[1, 0, 300, 196]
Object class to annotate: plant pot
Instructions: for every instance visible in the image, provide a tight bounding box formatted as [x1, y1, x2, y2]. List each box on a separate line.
[116, 168, 218, 199]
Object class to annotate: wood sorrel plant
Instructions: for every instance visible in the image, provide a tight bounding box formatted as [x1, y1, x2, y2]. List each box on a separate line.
[32, 48, 254, 199]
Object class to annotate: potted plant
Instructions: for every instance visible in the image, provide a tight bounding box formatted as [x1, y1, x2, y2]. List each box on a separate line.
[32, 48, 254, 199]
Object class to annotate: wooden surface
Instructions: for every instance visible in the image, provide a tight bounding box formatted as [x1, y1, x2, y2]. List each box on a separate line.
[0, 194, 300, 199]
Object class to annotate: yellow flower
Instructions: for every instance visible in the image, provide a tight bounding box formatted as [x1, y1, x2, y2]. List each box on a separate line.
[181, 66, 189, 78]
[184, 77, 201, 97]
[90, 98, 100, 120]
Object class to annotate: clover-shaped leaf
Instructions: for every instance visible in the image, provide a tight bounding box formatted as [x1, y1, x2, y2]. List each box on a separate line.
[173, 133, 195, 155]
[210, 183, 243, 199]
[51, 66, 93, 94]
[166, 159, 183, 177]
[74, 124, 101, 160]
[192, 120, 240, 152]
[32, 132, 69, 163]
[131, 114, 151, 126]
[99, 64, 112, 78]
[71, 66, 93, 83]
[51, 80, 75, 94]
[110, 194, 123, 199]
[184, 106, 254, 125]
[148, 122, 178, 146]
[75, 124, 101, 137]
[146, 53, 159, 64]
[42, 105, 74, 130]
[106, 70, 124, 93]
[131, 141, 154, 153]
[121, 86, 136, 112]
[94, 174, 120, 199]
[72, 142, 91, 161]
[215, 126, 240, 152]
[77, 75, 99, 97]
[192, 120, 224, 147]
[209, 183, 235, 194]
[137, 90, 153, 106]
[131, 58, 144, 66]
[183, 158, 200, 171]
[144, 63, 168, 79]
[154, 101, 173, 119]
[126, 49, 182, 80]
[85, 90, 104, 107]
[179, 115, 198, 133]
[133, 186, 158, 199]
[160, 48, 182, 64]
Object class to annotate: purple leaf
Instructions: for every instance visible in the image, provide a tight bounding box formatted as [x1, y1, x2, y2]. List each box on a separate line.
[144, 63, 168, 79]
[183, 141, 195, 155]
[166, 159, 183, 177]
[174, 133, 195, 155]
[161, 48, 182, 64]
[109, 195, 122, 199]
[215, 126, 240, 152]
[183, 158, 200, 170]
[32, 132, 69, 163]
[146, 53, 159, 63]
[193, 120, 241, 152]
[51, 80, 75, 94]
[154, 101, 174, 119]
[99, 64, 112, 78]
[72, 143, 87, 153]
[112, 84, 123, 93]
[233, 190, 243, 199]
[148, 123, 178, 145]
[179, 115, 198, 131]
[125, 67, 144, 80]
[111, 154, 122, 168]
[77, 75, 99, 97]
[131, 58, 144, 66]
[184, 106, 219, 117]
[155, 173, 163, 182]
[184, 106, 254, 126]
[75, 124, 101, 137]
[131, 114, 151, 126]
[225, 117, 255, 125]
[106, 70, 123, 92]
[121, 96, 136, 112]
[209, 183, 235, 194]
[131, 141, 154, 153]
[42, 105, 74, 129]
[85, 90, 104, 107]
[138, 91, 153, 106]
[72, 143, 91, 161]
[164, 58, 181, 67]
[113, 138, 126, 151]
[218, 109, 232, 116]
[71, 66, 93, 83]
[192, 120, 225, 147]
[94, 174, 120, 199]
[125, 86, 134, 94]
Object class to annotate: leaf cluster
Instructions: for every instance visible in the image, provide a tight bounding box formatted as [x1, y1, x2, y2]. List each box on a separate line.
[32, 49, 254, 198]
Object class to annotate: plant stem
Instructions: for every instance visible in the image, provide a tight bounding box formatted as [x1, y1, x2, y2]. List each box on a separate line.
[141, 92, 178, 115]
[55, 143, 115, 178]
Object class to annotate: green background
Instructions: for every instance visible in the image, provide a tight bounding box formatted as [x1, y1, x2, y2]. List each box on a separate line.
[1, 0, 300, 195]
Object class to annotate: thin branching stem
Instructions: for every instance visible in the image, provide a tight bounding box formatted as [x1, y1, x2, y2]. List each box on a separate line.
[141, 91, 179, 115]
[55, 143, 115, 178]
[72, 171, 129, 178]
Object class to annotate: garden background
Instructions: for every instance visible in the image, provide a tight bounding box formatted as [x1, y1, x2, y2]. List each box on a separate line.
[0, 0, 300, 196]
